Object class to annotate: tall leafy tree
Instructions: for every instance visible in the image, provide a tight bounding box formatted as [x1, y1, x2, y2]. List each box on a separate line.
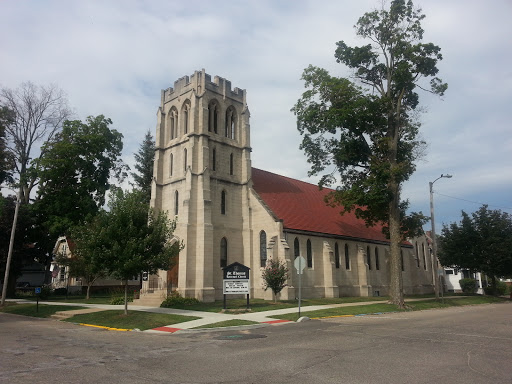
[292, 0, 446, 307]
[0, 82, 72, 203]
[0, 106, 15, 186]
[439, 206, 512, 294]
[101, 190, 182, 314]
[131, 129, 155, 203]
[34, 115, 127, 251]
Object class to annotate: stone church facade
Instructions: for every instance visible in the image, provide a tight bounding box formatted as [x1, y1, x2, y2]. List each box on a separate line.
[145, 69, 435, 302]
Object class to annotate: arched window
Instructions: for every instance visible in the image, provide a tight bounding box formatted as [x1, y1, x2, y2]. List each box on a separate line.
[306, 239, 312, 268]
[169, 108, 178, 140]
[367, 246, 372, 270]
[334, 243, 340, 269]
[422, 243, 427, 270]
[183, 148, 187, 173]
[221, 190, 226, 215]
[225, 107, 236, 139]
[260, 231, 267, 268]
[169, 153, 173, 176]
[229, 153, 234, 175]
[174, 190, 179, 216]
[375, 247, 380, 270]
[294, 238, 300, 259]
[415, 243, 420, 267]
[345, 244, 350, 270]
[220, 237, 227, 268]
[401, 249, 405, 271]
[212, 148, 216, 171]
[208, 101, 218, 133]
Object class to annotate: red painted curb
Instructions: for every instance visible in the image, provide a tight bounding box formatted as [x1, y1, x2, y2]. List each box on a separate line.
[151, 327, 182, 333]
[261, 319, 292, 324]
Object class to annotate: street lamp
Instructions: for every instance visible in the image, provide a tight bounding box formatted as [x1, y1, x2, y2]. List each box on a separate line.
[429, 174, 452, 299]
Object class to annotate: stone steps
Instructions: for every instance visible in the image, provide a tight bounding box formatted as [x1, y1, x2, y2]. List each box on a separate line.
[132, 291, 166, 307]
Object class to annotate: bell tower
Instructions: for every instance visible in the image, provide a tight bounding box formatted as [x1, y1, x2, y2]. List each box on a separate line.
[151, 69, 252, 302]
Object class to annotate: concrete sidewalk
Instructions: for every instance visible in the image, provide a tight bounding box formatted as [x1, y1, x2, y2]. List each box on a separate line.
[6, 298, 431, 333]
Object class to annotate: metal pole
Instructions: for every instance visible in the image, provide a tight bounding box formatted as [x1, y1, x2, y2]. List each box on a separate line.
[429, 181, 440, 300]
[298, 256, 302, 318]
[1, 189, 21, 307]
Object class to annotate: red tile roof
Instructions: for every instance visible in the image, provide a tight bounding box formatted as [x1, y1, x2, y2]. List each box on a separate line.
[251, 168, 390, 244]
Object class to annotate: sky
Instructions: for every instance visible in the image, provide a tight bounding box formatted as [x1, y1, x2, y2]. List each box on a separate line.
[1, 0, 511, 232]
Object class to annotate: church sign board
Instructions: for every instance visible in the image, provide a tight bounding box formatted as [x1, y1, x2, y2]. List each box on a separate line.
[222, 262, 250, 310]
[222, 262, 250, 294]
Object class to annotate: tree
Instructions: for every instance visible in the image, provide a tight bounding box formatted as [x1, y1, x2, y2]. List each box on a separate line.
[0, 82, 72, 203]
[131, 129, 155, 203]
[0, 195, 41, 299]
[439, 206, 512, 294]
[0, 106, 15, 186]
[55, 214, 109, 299]
[262, 258, 289, 303]
[101, 190, 182, 314]
[292, 0, 446, 307]
[34, 115, 127, 250]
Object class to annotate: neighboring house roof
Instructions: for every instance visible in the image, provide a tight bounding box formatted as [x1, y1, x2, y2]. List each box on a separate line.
[251, 168, 390, 244]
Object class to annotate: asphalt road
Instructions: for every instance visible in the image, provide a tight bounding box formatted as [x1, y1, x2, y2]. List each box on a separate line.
[1, 302, 511, 384]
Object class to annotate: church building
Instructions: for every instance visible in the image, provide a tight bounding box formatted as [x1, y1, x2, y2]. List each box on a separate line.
[144, 69, 435, 303]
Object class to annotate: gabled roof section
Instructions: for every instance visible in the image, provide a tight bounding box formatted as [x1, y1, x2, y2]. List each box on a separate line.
[251, 168, 390, 244]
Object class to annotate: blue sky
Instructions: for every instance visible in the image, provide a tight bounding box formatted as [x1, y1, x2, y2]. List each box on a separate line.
[1, 0, 511, 232]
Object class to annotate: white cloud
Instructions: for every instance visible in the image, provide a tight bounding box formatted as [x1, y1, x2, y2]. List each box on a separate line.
[1, 0, 511, 226]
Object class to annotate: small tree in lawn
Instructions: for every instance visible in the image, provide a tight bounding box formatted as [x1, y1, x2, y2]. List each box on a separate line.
[102, 189, 182, 314]
[262, 258, 289, 303]
[56, 214, 110, 299]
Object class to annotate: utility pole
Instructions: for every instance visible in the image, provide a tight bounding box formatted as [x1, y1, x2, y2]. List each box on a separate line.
[1, 188, 21, 306]
[429, 174, 452, 300]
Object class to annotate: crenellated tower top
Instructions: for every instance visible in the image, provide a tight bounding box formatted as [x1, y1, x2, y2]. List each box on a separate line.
[161, 69, 246, 108]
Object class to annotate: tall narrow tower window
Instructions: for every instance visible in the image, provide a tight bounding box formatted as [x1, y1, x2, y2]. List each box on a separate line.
[221, 190, 226, 215]
[174, 190, 179, 216]
[169, 108, 178, 140]
[260, 231, 267, 268]
[229, 153, 234, 175]
[183, 148, 187, 173]
[212, 148, 216, 171]
[169, 153, 173, 176]
[208, 101, 218, 133]
[225, 107, 236, 139]
[220, 237, 227, 268]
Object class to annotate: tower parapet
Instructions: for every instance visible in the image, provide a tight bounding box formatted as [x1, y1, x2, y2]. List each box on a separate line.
[161, 69, 246, 108]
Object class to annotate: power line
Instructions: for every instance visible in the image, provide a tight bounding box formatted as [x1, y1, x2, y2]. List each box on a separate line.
[434, 192, 512, 211]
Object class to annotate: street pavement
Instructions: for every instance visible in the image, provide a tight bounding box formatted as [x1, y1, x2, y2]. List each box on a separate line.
[1, 302, 511, 383]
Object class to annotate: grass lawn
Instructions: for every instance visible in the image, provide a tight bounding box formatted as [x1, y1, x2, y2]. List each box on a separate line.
[193, 319, 260, 329]
[165, 296, 390, 313]
[15, 294, 116, 305]
[64, 310, 199, 331]
[270, 296, 508, 321]
[0, 303, 85, 318]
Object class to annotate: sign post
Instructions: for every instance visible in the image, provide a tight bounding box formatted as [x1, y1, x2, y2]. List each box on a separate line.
[222, 262, 250, 310]
[294, 256, 306, 318]
[35, 287, 41, 313]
